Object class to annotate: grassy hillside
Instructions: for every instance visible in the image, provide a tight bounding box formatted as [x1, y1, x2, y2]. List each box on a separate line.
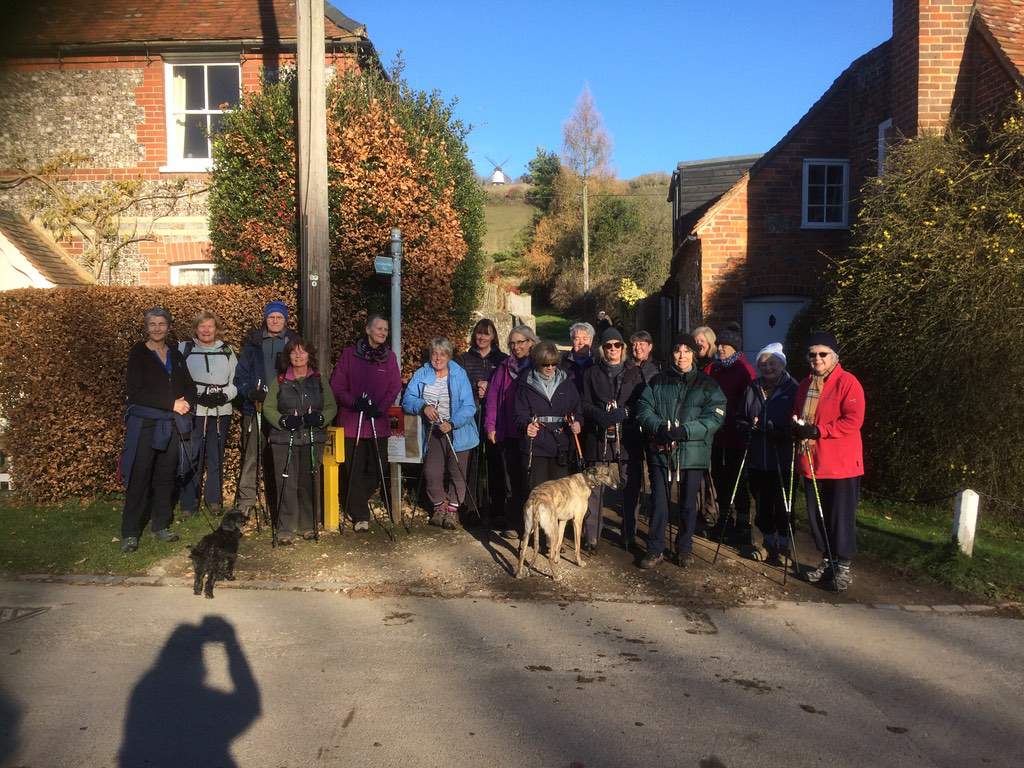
[483, 201, 535, 255]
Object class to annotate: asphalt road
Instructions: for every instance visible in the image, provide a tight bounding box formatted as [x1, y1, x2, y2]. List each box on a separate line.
[0, 581, 1021, 768]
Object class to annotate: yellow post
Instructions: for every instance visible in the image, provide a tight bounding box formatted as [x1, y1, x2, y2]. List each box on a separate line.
[322, 426, 344, 531]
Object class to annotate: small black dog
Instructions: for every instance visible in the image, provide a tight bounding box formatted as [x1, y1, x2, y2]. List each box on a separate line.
[190, 512, 244, 598]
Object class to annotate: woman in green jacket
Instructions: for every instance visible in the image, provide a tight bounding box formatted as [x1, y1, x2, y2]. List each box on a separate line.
[635, 333, 726, 569]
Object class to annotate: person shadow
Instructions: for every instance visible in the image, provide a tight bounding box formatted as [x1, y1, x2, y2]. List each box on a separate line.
[118, 615, 261, 768]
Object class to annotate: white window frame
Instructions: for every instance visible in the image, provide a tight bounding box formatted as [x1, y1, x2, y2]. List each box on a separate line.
[170, 262, 217, 286]
[877, 118, 893, 177]
[161, 55, 241, 173]
[801, 158, 849, 229]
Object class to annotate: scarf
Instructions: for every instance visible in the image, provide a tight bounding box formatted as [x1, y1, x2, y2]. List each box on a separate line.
[527, 367, 566, 402]
[716, 351, 740, 369]
[356, 335, 388, 363]
[509, 355, 531, 381]
[800, 364, 836, 450]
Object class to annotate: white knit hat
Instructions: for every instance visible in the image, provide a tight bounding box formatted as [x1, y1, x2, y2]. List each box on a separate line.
[756, 342, 787, 366]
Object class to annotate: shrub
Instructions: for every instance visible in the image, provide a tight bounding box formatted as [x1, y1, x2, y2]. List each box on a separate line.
[826, 94, 1024, 507]
[208, 62, 486, 371]
[0, 286, 286, 501]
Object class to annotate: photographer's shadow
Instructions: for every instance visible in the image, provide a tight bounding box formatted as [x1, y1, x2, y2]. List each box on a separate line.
[118, 616, 261, 768]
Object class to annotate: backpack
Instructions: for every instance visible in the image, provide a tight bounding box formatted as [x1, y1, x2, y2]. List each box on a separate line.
[182, 341, 235, 381]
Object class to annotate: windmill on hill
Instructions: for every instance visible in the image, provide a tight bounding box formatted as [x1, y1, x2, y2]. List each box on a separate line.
[486, 155, 512, 185]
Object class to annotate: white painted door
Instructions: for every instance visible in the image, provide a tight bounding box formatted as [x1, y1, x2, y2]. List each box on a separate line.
[742, 296, 810, 362]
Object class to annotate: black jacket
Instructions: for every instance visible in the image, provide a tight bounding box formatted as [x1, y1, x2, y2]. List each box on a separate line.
[125, 341, 196, 413]
[627, 357, 661, 385]
[455, 347, 508, 401]
[581, 361, 645, 462]
[558, 349, 594, 394]
[513, 371, 581, 460]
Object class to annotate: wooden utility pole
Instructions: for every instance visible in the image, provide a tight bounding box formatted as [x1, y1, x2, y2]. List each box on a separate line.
[581, 177, 589, 292]
[297, 0, 330, 356]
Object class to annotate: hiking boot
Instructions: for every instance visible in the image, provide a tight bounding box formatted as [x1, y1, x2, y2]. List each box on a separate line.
[120, 536, 139, 553]
[277, 533, 294, 545]
[442, 511, 458, 530]
[638, 552, 663, 570]
[833, 560, 852, 591]
[582, 539, 599, 553]
[673, 551, 693, 568]
[153, 529, 179, 543]
[179, 509, 196, 520]
[804, 558, 833, 584]
[207, 503, 224, 516]
[353, 521, 369, 532]
[429, 504, 445, 527]
[302, 530, 318, 541]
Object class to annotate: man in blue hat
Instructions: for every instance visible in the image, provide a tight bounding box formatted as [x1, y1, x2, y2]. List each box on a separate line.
[233, 300, 299, 518]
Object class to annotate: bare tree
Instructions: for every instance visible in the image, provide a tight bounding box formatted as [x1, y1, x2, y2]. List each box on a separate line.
[562, 84, 612, 293]
[0, 152, 202, 283]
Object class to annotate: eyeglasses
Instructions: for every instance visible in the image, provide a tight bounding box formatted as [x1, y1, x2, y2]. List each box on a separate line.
[807, 351, 831, 359]
[603, 342, 624, 350]
[510, 339, 531, 347]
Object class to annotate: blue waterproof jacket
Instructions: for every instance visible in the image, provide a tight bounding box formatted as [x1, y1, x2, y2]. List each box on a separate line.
[402, 360, 480, 453]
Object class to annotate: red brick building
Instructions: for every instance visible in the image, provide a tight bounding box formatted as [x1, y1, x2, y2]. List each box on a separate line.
[0, 0, 378, 286]
[663, 0, 1024, 359]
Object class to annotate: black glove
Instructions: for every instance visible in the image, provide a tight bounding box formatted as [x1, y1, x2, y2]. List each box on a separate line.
[792, 422, 820, 440]
[354, 394, 379, 417]
[607, 407, 627, 425]
[655, 424, 672, 443]
[735, 417, 753, 437]
[302, 411, 324, 427]
[279, 413, 302, 430]
[668, 422, 688, 442]
[199, 391, 229, 407]
[248, 386, 268, 403]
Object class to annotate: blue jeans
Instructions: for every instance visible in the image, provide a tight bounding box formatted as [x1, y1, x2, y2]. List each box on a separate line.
[180, 414, 230, 511]
[647, 465, 702, 556]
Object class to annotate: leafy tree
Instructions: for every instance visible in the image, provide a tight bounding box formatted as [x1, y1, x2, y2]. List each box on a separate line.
[523, 147, 561, 212]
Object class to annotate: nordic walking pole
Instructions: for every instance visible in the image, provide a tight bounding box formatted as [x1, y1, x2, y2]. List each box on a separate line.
[803, 435, 838, 592]
[713, 441, 749, 564]
[308, 410, 319, 543]
[442, 426, 482, 523]
[568, 413, 584, 468]
[342, 406, 365, 534]
[776, 440, 800, 583]
[272, 429, 295, 548]
[368, 405, 396, 542]
[408, 420, 436, 530]
[252, 398, 263, 534]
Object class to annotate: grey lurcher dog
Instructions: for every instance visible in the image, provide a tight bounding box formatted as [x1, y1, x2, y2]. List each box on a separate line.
[515, 463, 620, 581]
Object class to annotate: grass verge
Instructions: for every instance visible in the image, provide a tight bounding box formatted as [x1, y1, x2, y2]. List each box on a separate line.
[0, 494, 213, 576]
[856, 498, 1023, 602]
[535, 309, 572, 343]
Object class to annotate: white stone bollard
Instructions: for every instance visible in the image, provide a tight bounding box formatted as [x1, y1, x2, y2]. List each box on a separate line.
[952, 489, 979, 557]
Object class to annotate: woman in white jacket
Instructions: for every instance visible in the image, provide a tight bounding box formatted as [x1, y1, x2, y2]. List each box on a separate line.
[179, 310, 237, 516]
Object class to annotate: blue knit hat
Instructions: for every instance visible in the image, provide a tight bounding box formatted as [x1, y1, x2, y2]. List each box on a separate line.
[263, 300, 289, 320]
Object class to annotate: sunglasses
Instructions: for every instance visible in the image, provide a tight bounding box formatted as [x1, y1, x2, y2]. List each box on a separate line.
[539, 363, 558, 369]
[807, 351, 831, 359]
[603, 342, 624, 349]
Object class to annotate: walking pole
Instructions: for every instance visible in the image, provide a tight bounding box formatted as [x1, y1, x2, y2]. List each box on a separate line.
[308, 413, 320, 543]
[713, 443, 749, 564]
[368, 411, 396, 542]
[272, 429, 295, 548]
[775, 440, 800, 584]
[442, 427, 482, 523]
[804, 439, 838, 593]
[568, 413, 584, 468]
[252, 399, 263, 534]
[342, 407, 365, 534]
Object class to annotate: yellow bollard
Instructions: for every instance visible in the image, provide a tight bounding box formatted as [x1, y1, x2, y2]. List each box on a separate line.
[322, 426, 345, 531]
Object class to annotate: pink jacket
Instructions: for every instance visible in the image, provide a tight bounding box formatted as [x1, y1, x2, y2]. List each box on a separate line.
[329, 343, 402, 440]
[484, 355, 531, 442]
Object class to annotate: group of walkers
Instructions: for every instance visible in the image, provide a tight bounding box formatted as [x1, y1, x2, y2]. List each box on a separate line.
[118, 302, 864, 592]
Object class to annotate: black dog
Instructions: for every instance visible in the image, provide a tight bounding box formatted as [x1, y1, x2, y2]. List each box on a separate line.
[189, 512, 244, 598]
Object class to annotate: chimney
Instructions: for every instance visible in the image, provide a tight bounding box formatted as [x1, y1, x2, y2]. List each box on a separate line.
[891, 0, 974, 135]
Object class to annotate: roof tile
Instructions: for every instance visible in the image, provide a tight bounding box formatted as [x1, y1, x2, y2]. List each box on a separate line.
[976, 0, 1024, 78]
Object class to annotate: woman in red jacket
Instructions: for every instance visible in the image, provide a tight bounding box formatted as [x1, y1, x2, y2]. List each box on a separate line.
[791, 331, 865, 592]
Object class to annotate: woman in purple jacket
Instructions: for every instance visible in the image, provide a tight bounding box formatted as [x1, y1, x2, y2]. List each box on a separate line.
[329, 315, 402, 531]
[483, 324, 538, 536]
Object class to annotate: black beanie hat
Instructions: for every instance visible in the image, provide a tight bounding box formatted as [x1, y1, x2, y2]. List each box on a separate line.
[672, 333, 699, 354]
[717, 322, 742, 350]
[807, 331, 839, 354]
[599, 327, 624, 346]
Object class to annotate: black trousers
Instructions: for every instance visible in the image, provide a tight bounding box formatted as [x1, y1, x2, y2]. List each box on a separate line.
[121, 424, 180, 538]
[751, 468, 791, 536]
[466, 438, 508, 520]
[647, 465, 702, 557]
[343, 436, 388, 523]
[500, 438, 528, 531]
[271, 441, 320, 535]
[804, 475, 860, 561]
[620, 453, 649, 542]
[585, 459, 626, 543]
[712, 445, 750, 527]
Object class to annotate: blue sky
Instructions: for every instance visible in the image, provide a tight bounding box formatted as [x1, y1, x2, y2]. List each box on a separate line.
[341, 1, 893, 180]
